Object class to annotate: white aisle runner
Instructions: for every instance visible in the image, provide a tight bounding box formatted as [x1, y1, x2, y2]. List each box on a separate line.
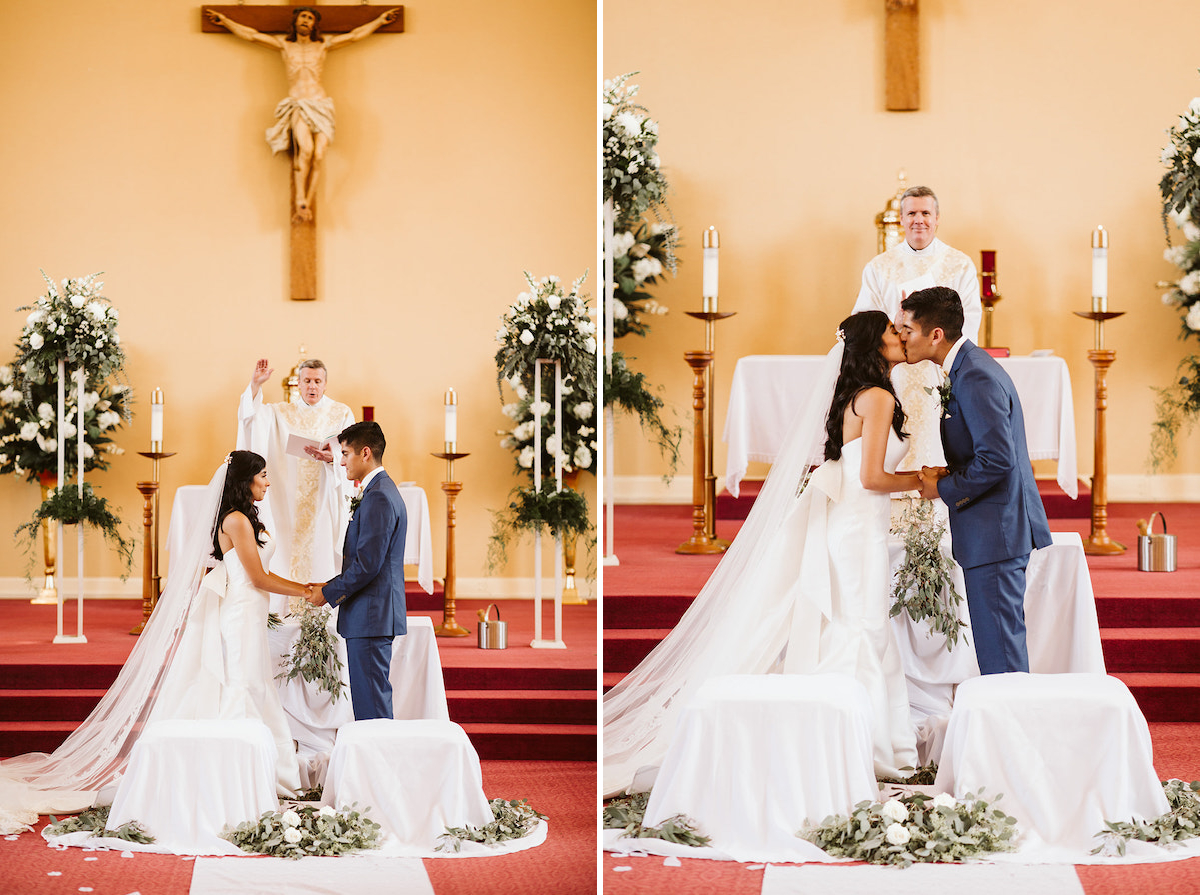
[192, 855, 434, 895]
[762, 863, 1085, 895]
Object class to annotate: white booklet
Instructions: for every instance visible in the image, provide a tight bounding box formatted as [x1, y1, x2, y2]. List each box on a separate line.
[285, 431, 340, 460]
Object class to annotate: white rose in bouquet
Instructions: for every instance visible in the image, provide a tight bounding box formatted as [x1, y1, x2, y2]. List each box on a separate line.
[884, 822, 911, 846]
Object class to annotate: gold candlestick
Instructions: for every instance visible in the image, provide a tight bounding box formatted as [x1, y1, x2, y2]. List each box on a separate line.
[1072, 309, 1126, 555]
[133, 449, 177, 633]
[677, 350, 724, 554]
[431, 450, 471, 637]
[686, 310, 736, 549]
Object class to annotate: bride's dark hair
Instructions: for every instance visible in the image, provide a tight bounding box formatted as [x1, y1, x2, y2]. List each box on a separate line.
[824, 310, 907, 461]
[213, 450, 268, 560]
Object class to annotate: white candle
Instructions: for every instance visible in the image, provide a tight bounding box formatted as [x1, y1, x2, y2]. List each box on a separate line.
[702, 226, 720, 310]
[1091, 225, 1108, 305]
[444, 387, 457, 447]
[150, 388, 164, 446]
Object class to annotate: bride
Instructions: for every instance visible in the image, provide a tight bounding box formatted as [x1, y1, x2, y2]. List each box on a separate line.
[0, 451, 309, 832]
[604, 310, 921, 795]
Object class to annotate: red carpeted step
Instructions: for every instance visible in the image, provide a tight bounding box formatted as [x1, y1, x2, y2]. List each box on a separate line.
[0, 689, 106, 722]
[603, 629, 673, 673]
[441, 666, 595, 691]
[1111, 673, 1200, 721]
[715, 479, 762, 521]
[602, 672, 624, 694]
[1101, 628, 1200, 673]
[403, 578, 445, 612]
[459, 722, 595, 761]
[447, 689, 596, 725]
[603, 594, 694, 629]
[0, 721, 78, 758]
[1095, 595, 1200, 628]
[2, 663, 120, 691]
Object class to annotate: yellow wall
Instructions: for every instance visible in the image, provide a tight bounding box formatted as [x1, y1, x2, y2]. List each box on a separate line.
[0, 0, 596, 589]
[605, 0, 1200, 497]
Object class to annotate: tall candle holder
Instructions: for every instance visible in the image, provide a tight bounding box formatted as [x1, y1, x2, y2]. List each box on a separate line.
[431, 449, 471, 637]
[1072, 307, 1126, 556]
[979, 250, 1003, 349]
[685, 309, 736, 550]
[677, 350, 724, 554]
[133, 449, 176, 634]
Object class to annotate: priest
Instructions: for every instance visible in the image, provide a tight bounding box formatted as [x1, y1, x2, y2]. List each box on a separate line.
[853, 185, 981, 469]
[236, 357, 355, 593]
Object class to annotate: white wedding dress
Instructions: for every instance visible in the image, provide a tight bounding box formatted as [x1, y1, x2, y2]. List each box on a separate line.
[604, 342, 921, 794]
[151, 536, 301, 797]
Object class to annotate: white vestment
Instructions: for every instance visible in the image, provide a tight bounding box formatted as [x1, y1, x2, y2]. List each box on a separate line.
[236, 388, 355, 591]
[854, 237, 981, 470]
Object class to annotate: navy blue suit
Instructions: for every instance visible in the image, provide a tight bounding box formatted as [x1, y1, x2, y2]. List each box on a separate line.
[936, 341, 1052, 674]
[322, 470, 408, 720]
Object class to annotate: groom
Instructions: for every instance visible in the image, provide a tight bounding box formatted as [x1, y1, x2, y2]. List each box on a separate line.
[898, 286, 1051, 674]
[306, 421, 408, 720]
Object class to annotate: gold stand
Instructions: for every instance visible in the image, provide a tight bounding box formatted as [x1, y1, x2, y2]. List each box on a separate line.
[1073, 309, 1126, 555]
[677, 350, 724, 554]
[431, 451, 471, 637]
[132, 450, 176, 634]
[685, 310, 736, 549]
[560, 468, 587, 604]
[31, 473, 58, 604]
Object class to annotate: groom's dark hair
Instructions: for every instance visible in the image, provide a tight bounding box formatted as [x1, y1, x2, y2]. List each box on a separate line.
[901, 286, 964, 341]
[339, 421, 386, 461]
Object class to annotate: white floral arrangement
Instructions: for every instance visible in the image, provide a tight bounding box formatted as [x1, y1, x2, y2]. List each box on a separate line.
[0, 363, 130, 483]
[603, 72, 670, 222]
[17, 271, 125, 387]
[801, 790, 1018, 867]
[1151, 76, 1200, 467]
[222, 803, 381, 859]
[611, 220, 676, 339]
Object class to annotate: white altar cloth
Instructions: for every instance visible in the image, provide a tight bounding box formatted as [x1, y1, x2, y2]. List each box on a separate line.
[642, 674, 876, 863]
[166, 482, 435, 594]
[935, 673, 1180, 862]
[106, 720, 279, 856]
[272, 615, 450, 756]
[723, 355, 1078, 499]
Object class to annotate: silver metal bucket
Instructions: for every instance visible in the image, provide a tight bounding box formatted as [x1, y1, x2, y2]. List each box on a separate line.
[1137, 511, 1177, 572]
[476, 603, 507, 649]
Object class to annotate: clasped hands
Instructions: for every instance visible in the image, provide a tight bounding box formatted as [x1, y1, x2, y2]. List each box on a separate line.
[302, 582, 327, 607]
[916, 465, 948, 500]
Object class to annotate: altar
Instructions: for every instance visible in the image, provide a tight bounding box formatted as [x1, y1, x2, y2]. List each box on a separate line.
[722, 354, 1079, 500]
[165, 482, 435, 593]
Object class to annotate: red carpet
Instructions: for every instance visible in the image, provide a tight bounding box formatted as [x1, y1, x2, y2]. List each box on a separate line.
[0, 595, 596, 761]
[0, 760, 598, 895]
[603, 501, 1200, 893]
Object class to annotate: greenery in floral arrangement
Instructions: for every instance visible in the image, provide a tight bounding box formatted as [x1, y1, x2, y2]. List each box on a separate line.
[488, 479, 591, 570]
[276, 607, 347, 701]
[47, 806, 154, 844]
[602, 792, 711, 847]
[0, 365, 131, 484]
[296, 785, 324, 802]
[1092, 779, 1200, 856]
[801, 790, 1018, 867]
[605, 352, 680, 476]
[223, 803, 380, 859]
[879, 764, 940, 786]
[16, 271, 125, 390]
[436, 798, 546, 852]
[610, 219, 677, 339]
[1151, 75, 1200, 467]
[15, 482, 134, 575]
[889, 497, 966, 650]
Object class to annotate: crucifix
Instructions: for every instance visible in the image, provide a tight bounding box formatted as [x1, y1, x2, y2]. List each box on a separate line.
[202, 5, 404, 300]
[884, 0, 919, 111]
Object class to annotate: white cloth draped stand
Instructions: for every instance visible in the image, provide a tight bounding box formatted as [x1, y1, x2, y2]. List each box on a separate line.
[723, 355, 1078, 499]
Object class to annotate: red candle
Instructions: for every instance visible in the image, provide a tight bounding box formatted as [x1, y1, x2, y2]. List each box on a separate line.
[362, 405, 374, 421]
[980, 250, 996, 275]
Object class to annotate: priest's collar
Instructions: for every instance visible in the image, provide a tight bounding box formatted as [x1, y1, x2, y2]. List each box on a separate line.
[901, 237, 943, 257]
[290, 393, 331, 411]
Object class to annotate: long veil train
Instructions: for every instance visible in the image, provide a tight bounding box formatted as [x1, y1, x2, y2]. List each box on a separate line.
[603, 342, 844, 797]
[0, 462, 229, 831]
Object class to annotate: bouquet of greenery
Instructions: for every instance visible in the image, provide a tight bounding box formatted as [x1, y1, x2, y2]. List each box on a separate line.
[1093, 778, 1200, 856]
[436, 798, 546, 852]
[889, 497, 966, 650]
[801, 790, 1018, 867]
[16, 271, 125, 388]
[223, 803, 380, 858]
[602, 791, 711, 847]
[603, 72, 671, 223]
[276, 607, 347, 701]
[14, 482, 134, 574]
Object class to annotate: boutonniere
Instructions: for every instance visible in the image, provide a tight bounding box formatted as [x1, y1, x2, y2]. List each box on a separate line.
[925, 379, 953, 419]
[348, 489, 364, 519]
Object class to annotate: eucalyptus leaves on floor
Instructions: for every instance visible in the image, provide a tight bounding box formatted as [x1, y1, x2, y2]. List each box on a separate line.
[1093, 779, 1200, 856]
[435, 798, 546, 852]
[222, 803, 380, 859]
[602, 792, 712, 847]
[45, 805, 154, 844]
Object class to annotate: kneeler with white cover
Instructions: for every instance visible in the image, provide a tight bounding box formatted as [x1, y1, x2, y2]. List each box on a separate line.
[935, 673, 1170, 859]
[643, 673, 877, 863]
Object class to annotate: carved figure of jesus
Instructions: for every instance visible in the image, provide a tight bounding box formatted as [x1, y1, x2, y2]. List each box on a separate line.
[205, 6, 400, 222]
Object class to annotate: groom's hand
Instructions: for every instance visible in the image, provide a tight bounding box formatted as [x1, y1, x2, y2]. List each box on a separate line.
[918, 466, 947, 500]
[304, 583, 326, 606]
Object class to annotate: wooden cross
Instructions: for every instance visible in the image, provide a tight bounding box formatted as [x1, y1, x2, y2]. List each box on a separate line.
[885, 0, 919, 111]
[202, 5, 404, 301]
